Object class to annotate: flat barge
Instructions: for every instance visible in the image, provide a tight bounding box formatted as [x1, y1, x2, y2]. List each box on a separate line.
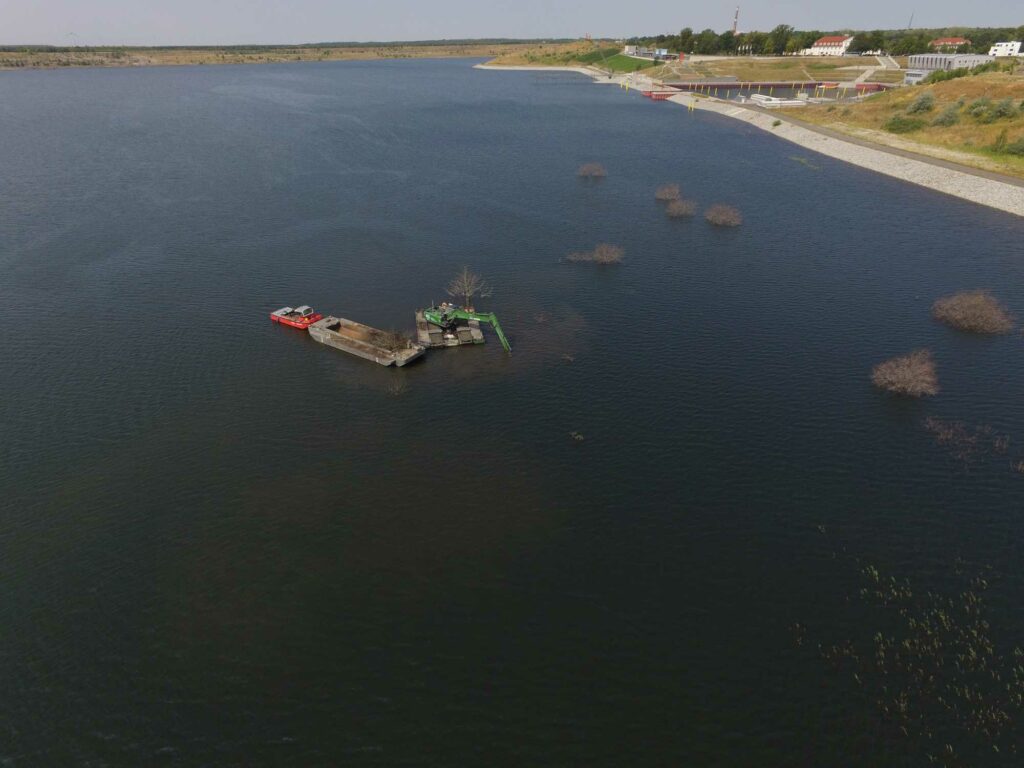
[308, 316, 425, 367]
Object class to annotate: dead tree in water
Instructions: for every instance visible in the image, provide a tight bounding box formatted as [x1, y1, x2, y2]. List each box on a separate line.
[446, 267, 493, 310]
[871, 349, 939, 397]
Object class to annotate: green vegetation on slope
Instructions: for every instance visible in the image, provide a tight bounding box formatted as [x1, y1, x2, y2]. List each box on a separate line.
[781, 72, 1024, 178]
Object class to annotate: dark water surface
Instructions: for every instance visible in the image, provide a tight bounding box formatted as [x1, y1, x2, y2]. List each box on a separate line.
[2, 59, 1024, 765]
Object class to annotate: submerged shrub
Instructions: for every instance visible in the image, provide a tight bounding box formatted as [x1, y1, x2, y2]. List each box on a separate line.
[871, 350, 939, 397]
[932, 290, 1014, 334]
[655, 183, 681, 201]
[931, 103, 961, 127]
[577, 162, 607, 178]
[666, 199, 696, 218]
[883, 115, 926, 133]
[567, 243, 624, 264]
[704, 204, 742, 227]
[906, 91, 935, 114]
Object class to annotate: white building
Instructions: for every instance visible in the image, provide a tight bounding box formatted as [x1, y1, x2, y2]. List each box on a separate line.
[805, 35, 854, 56]
[989, 41, 1022, 57]
[904, 53, 995, 84]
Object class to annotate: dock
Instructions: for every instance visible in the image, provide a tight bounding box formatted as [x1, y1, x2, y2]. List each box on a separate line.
[308, 316, 425, 367]
[415, 309, 484, 348]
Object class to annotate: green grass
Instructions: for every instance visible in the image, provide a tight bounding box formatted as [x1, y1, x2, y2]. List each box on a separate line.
[601, 53, 658, 73]
[573, 46, 619, 65]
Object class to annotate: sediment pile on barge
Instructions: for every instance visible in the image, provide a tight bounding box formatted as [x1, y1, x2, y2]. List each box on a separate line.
[308, 316, 425, 367]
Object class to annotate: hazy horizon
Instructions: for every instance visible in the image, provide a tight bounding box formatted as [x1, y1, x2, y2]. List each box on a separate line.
[2, 0, 1021, 47]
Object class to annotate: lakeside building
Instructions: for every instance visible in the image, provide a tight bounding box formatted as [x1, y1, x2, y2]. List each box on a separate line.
[929, 37, 971, 52]
[988, 41, 1022, 57]
[804, 35, 854, 56]
[622, 45, 673, 61]
[904, 53, 995, 84]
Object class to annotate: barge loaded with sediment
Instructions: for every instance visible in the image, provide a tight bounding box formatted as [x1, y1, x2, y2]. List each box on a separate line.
[308, 316, 425, 367]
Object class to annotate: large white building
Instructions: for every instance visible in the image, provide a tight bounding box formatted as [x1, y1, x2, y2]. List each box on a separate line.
[804, 35, 854, 56]
[903, 53, 995, 84]
[989, 41, 1022, 57]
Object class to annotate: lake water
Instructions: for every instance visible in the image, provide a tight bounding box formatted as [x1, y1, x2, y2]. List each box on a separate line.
[2, 58, 1024, 765]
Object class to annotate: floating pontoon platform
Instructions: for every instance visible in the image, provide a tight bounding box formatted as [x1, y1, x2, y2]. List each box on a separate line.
[308, 316, 425, 367]
[415, 310, 484, 348]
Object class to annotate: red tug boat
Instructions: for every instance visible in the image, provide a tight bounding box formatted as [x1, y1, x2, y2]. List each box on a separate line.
[269, 305, 323, 329]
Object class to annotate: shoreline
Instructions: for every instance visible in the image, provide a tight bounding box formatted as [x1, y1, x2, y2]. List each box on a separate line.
[682, 96, 1024, 217]
[479, 65, 1024, 218]
[472, 63, 607, 77]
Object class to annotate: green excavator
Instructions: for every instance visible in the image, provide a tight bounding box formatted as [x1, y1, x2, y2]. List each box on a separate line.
[423, 305, 512, 353]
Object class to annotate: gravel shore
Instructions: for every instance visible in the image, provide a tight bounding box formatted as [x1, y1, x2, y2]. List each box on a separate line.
[679, 96, 1024, 218]
[478, 65, 1024, 218]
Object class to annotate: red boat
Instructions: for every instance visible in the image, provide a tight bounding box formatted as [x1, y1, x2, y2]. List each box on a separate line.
[270, 305, 323, 329]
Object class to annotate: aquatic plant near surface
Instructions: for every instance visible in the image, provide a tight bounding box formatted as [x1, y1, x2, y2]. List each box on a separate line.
[923, 417, 1010, 466]
[566, 243, 624, 264]
[932, 290, 1014, 334]
[871, 349, 939, 397]
[795, 537, 1024, 766]
[704, 204, 742, 227]
[665, 199, 696, 218]
[654, 183, 680, 201]
[577, 162, 607, 178]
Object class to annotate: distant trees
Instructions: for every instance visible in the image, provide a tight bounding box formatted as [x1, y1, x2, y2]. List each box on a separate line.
[626, 24, 1021, 57]
[693, 29, 720, 55]
[678, 27, 694, 52]
[766, 25, 794, 56]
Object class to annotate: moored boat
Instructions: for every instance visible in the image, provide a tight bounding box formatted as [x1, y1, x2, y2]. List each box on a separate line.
[270, 305, 323, 329]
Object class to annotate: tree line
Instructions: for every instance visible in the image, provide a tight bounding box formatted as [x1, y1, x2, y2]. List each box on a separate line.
[630, 26, 1024, 56]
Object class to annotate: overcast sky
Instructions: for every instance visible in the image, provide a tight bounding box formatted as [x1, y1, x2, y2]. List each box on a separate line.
[1, 0, 1020, 46]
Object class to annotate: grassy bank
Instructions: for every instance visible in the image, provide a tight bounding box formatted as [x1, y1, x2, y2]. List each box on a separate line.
[780, 71, 1024, 179]
[0, 41, 562, 70]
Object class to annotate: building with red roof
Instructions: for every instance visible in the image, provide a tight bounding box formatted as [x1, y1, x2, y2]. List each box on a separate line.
[806, 35, 855, 56]
[930, 37, 971, 51]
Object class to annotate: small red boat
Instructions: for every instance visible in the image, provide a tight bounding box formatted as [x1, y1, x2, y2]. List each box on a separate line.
[270, 305, 323, 329]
